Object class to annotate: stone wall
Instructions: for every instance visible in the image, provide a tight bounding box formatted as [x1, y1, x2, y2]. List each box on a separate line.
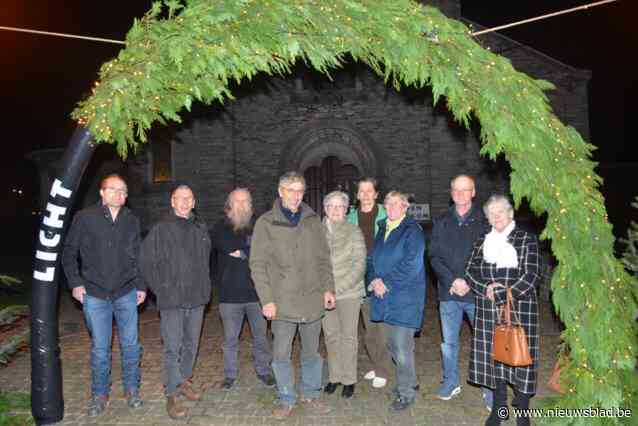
[132, 66, 514, 229]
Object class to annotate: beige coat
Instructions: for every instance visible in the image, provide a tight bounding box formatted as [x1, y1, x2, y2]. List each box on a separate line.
[250, 199, 335, 323]
[324, 219, 366, 301]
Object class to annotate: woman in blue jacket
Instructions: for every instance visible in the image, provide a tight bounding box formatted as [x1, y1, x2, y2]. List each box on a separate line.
[367, 191, 426, 412]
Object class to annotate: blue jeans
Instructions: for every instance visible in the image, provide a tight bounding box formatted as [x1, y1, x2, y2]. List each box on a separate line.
[440, 300, 476, 388]
[83, 288, 141, 397]
[219, 302, 272, 379]
[384, 324, 417, 401]
[271, 319, 323, 406]
[440, 300, 492, 402]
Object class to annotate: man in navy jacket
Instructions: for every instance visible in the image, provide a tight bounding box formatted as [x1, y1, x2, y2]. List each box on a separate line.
[429, 175, 492, 409]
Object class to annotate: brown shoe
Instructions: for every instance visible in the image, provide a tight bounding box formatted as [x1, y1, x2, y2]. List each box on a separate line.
[272, 404, 293, 420]
[166, 394, 188, 419]
[300, 398, 332, 414]
[180, 380, 202, 401]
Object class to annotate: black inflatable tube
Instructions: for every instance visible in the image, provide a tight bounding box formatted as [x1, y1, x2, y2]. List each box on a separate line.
[30, 127, 96, 425]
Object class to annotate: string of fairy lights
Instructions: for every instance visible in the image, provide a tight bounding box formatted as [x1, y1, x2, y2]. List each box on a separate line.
[0, 0, 620, 47]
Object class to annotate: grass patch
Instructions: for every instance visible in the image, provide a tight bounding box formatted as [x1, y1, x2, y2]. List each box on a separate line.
[0, 272, 30, 310]
[0, 392, 33, 426]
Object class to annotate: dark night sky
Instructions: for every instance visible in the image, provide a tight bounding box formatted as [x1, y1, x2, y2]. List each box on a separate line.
[1, 1, 636, 226]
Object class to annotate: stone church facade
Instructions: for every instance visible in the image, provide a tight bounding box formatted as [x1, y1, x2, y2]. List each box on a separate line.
[30, 0, 590, 230]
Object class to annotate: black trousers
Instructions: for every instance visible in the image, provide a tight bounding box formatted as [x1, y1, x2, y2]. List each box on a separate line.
[486, 379, 532, 426]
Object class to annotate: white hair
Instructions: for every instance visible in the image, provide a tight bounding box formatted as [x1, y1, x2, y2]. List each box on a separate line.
[483, 194, 513, 216]
[323, 191, 349, 208]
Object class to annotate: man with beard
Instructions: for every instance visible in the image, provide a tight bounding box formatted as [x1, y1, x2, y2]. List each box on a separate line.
[211, 188, 274, 391]
[140, 184, 211, 419]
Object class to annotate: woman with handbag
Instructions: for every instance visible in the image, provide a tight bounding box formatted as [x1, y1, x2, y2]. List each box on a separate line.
[465, 195, 541, 426]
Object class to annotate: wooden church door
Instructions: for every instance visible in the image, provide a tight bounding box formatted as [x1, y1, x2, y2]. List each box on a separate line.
[304, 156, 360, 215]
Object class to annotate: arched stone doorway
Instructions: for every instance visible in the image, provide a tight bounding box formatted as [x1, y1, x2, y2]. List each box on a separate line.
[304, 156, 360, 215]
[279, 123, 380, 214]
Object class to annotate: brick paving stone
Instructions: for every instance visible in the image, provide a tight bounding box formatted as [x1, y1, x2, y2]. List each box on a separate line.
[0, 293, 562, 425]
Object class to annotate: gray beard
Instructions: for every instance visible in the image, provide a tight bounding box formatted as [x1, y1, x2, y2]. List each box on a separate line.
[229, 209, 253, 232]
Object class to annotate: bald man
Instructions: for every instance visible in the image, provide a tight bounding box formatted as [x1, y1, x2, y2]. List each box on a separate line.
[429, 175, 492, 410]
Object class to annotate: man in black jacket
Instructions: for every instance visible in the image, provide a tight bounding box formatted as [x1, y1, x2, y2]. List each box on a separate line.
[429, 175, 492, 408]
[62, 174, 146, 417]
[211, 188, 274, 391]
[139, 184, 211, 419]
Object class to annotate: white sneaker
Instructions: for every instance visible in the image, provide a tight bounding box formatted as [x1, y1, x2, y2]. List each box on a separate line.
[372, 377, 387, 388]
[364, 370, 376, 380]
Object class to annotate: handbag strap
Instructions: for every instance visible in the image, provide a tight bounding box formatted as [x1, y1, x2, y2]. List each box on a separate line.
[497, 288, 523, 326]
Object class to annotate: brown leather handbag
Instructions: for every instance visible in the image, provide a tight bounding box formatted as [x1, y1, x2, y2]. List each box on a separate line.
[491, 288, 533, 367]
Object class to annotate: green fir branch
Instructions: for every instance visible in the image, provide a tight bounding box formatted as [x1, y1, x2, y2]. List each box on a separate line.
[0, 328, 30, 366]
[0, 306, 28, 327]
[0, 276, 21, 288]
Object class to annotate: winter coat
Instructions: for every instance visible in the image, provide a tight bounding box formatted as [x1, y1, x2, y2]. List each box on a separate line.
[323, 218, 366, 300]
[465, 227, 541, 394]
[429, 205, 489, 303]
[62, 204, 144, 300]
[139, 213, 212, 310]
[250, 199, 335, 322]
[367, 216, 426, 329]
[211, 218, 259, 304]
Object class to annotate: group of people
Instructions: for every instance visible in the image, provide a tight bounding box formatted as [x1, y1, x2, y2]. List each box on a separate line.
[430, 176, 541, 426]
[62, 171, 540, 425]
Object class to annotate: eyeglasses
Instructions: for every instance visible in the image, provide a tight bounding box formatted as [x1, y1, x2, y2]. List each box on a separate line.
[172, 196, 194, 202]
[326, 204, 347, 210]
[104, 187, 128, 195]
[282, 187, 305, 195]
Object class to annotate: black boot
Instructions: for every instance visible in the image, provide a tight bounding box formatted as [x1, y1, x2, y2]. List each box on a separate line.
[324, 382, 339, 394]
[342, 384, 355, 398]
[485, 379, 508, 426]
[513, 388, 531, 426]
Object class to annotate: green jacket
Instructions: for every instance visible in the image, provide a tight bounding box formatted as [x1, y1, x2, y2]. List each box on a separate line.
[250, 199, 335, 322]
[346, 204, 387, 237]
[323, 219, 367, 300]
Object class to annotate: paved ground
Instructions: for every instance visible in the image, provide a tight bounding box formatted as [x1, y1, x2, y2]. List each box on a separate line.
[1, 289, 562, 425]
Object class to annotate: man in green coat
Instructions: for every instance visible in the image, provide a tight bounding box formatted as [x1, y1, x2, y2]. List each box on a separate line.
[250, 171, 336, 419]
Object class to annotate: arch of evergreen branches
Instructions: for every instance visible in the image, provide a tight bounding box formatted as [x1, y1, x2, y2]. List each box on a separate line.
[64, 0, 636, 421]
